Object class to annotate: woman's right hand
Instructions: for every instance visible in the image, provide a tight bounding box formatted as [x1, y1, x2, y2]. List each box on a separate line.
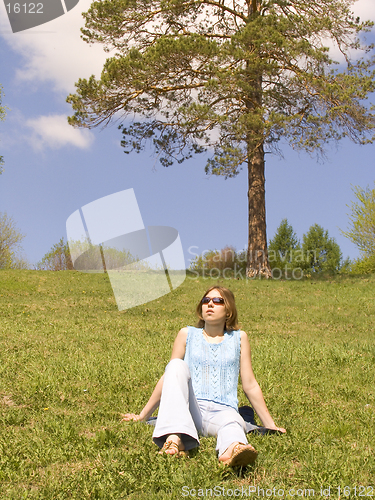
[120, 413, 144, 422]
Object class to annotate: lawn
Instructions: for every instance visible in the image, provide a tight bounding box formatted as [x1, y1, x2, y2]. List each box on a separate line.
[0, 270, 374, 499]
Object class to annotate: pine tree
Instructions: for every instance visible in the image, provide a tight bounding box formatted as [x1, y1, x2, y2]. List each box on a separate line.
[302, 224, 342, 274]
[67, 0, 375, 276]
[268, 219, 301, 276]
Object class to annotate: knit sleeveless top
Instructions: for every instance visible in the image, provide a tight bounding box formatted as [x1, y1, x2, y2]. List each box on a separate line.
[184, 326, 241, 410]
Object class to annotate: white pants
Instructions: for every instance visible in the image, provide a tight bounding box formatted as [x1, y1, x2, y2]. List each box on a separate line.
[152, 359, 249, 457]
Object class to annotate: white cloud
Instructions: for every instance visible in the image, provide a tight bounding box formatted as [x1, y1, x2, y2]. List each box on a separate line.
[25, 114, 94, 150]
[0, 0, 109, 93]
[352, 0, 375, 22]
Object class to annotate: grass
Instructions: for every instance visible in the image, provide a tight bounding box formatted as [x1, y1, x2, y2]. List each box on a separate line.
[0, 270, 374, 499]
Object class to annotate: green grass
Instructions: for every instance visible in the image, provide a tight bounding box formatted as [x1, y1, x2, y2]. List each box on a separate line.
[0, 270, 374, 499]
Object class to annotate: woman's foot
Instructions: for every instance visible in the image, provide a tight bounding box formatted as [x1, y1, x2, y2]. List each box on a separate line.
[158, 434, 187, 457]
[218, 442, 258, 466]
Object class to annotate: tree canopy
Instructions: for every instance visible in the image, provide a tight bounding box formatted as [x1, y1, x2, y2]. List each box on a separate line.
[67, 0, 375, 275]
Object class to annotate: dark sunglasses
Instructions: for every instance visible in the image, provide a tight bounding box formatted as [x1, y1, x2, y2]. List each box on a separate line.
[201, 297, 225, 305]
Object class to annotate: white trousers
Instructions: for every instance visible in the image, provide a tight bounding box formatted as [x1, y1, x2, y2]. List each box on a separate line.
[152, 358, 249, 457]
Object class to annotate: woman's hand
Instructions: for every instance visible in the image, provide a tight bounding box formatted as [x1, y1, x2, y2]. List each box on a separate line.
[276, 427, 287, 433]
[120, 413, 144, 422]
[268, 426, 287, 433]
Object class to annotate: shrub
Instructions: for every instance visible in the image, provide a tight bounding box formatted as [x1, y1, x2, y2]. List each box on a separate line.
[37, 238, 73, 271]
[189, 246, 247, 277]
[349, 253, 375, 275]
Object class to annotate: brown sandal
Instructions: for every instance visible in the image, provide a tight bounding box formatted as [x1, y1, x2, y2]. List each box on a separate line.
[221, 443, 258, 467]
[158, 440, 188, 458]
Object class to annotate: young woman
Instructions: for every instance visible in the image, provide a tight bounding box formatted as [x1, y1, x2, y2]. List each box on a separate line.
[122, 285, 286, 466]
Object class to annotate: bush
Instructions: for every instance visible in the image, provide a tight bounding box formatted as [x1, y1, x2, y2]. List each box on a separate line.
[349, 253, 375, 275]
[189, 246, 247, 278]
[37, 238, 73, 271]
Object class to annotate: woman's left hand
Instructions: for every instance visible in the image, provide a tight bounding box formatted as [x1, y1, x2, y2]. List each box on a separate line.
[120, 413, 143, 422]
[270, 426, 287, 433]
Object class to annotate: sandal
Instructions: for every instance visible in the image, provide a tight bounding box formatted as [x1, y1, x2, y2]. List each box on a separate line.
[158, 440, 188, 458]
[220, 443, 258, 467]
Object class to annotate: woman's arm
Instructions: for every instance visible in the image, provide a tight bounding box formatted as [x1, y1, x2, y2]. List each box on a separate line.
[240, 331, 286, 433]
[121, 375, 164, 422]
[121, 327, 188, 422]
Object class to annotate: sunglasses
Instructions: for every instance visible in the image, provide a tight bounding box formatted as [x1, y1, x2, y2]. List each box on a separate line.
[201, 297, 225, 305]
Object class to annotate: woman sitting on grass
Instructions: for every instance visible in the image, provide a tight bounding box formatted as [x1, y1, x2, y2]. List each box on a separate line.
[122, 285, 285, 466]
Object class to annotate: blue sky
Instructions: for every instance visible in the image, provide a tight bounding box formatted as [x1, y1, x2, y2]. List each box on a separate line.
[1, 0, 375, 269]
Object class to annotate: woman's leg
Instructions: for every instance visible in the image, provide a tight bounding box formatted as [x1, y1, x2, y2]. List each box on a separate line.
[153, 359, 202, 452]
[199, 401, 255, 459]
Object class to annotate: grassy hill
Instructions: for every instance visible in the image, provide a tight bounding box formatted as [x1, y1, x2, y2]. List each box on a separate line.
[0, 270, 374, 499]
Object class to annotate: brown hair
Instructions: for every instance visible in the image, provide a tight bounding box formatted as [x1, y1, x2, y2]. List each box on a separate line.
[196, 285, 239, 331]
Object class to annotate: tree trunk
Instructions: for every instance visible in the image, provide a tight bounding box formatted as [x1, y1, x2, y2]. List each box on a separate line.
[246, 141, 271, 278]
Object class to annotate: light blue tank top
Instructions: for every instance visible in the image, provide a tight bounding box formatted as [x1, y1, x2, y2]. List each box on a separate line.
[184, 326, 241, 410]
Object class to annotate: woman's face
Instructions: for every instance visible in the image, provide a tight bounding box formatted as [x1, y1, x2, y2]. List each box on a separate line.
[201, 288, 227, 325]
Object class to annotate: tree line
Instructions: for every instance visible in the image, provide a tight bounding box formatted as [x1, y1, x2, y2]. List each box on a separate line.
[1, 183, 374, 275]
[189, 221, 345, 279]
[189, 183, 375, 278]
